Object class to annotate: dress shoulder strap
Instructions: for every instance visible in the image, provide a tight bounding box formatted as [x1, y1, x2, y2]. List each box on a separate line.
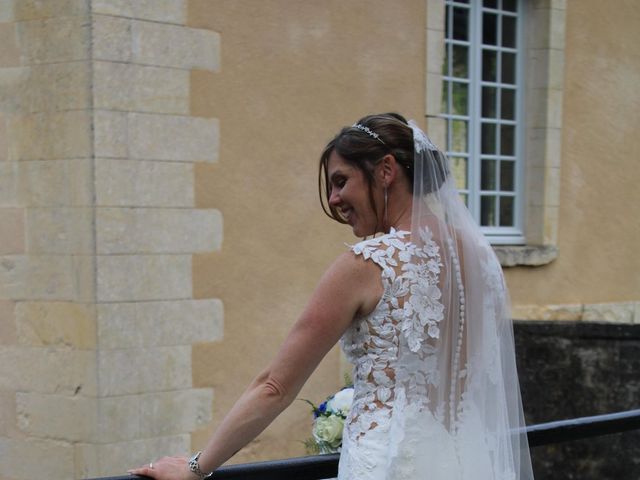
[348, 228, 410, 280]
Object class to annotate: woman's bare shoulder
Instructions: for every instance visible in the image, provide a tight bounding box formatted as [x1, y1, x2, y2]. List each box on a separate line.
[327, 250, 384, 317]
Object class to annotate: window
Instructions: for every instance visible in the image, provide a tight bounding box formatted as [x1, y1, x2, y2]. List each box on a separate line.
[442, 0, 524, 244]
[427, 0, 566, 261]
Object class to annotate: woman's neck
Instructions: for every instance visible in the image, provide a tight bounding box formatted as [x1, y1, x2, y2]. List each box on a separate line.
[385, 189, 413, 232]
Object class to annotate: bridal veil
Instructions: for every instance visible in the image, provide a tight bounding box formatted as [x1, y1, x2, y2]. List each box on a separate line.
[381, 118, 534, 479]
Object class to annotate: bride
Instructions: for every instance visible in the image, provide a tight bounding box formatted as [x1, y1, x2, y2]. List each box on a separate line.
[130, 113, 534, 480]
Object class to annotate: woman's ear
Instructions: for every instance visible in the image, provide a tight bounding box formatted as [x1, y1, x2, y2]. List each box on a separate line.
[380, 154, 398, 187]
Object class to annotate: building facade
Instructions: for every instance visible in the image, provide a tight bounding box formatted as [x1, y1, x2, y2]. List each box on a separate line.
[0, 0, 638, 478]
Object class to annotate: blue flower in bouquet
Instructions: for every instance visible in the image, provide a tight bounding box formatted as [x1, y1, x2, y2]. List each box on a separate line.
[315, 401, 327, 418]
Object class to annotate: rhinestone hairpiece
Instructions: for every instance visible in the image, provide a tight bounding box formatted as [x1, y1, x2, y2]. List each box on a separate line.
[352, 123, 385, 144]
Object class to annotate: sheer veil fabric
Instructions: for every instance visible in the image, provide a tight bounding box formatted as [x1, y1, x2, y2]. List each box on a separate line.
[389, 121, 533, 479]
[338, 119, 534, 479]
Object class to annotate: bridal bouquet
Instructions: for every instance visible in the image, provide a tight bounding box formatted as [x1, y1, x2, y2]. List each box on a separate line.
[302, 386, 354, 454]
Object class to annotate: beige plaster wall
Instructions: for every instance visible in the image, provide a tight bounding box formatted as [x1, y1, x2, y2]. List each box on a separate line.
[186, 0, 639, 464]
[187, 0, 427, 462]
[504, 0, 640, 305]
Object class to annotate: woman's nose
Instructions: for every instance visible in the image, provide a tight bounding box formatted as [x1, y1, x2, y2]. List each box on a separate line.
[328, 188, 340, 206]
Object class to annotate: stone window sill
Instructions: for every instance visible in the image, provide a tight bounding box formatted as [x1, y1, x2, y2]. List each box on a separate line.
[494, 245, 558, 267]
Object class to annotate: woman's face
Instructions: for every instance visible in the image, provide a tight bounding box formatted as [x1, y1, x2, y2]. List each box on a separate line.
[327, 150, 382, 237]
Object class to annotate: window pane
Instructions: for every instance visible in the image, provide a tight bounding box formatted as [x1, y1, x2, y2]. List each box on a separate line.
[482, 13, 498, 46]
[499, 196, 515, 226]
[460, 193, 468, 206]
[452, 45, 469, 78]
[483, 0, 498, 8]
[451, 156, 468, 190]
[481, 123, 496, 154]
[453, 7, 469, 41]
[502, 52, 516, 84]
[442, 82, 449, 113]
[500, 160, 515, 191]
[501, 88, 515, 120]
[445, 5, 450, 39]
[482, 86, 497, 118]
[452, 120, 468, 152]
[481, 196, 497, 226]
[482, 49, 497, 82]
[442, 43, 449, 75]
[481, 159, 497, 190]
[502, 15, 516, 48]
[500, 124, 515, 155]
[503, 0, 517, 12]
[452, 82, 468, 115]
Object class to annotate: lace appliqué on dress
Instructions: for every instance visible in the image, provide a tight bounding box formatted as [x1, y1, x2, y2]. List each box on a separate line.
[338, 228, 444, 480]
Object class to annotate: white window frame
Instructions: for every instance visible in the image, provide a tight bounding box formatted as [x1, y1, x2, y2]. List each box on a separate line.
[442, 0, 525, 244]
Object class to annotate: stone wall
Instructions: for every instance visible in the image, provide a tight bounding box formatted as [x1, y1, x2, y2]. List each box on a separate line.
[513, 301, 640, 323]
[0, 1, 223, 478]
[515, 321, 640, 479]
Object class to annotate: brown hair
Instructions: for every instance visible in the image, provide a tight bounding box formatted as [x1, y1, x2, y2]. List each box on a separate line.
[318, 113, 414, 225]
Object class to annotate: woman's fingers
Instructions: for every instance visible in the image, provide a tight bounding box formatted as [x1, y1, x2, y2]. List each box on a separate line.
[128, 456, 191, 480]
[127, 464, 155, 478]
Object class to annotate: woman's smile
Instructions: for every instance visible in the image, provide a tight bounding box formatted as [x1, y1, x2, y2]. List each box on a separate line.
[340, 206, 353, 223]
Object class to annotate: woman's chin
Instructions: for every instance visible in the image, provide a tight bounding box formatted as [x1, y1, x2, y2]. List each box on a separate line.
[351, 224, 374, 238]
[350, 224, 364, 237]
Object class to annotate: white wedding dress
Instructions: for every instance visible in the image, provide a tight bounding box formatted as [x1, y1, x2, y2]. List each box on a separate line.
[337, 227, 526, 480]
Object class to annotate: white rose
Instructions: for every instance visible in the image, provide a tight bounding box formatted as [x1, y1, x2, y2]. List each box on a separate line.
[326, 388, 354, 416]
[313, 415, 345, 449]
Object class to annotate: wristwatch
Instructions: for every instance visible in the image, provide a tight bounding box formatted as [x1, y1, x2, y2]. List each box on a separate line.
[188, 451, 213, 479]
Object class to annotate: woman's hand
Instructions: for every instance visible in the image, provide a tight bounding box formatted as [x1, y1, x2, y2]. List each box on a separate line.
[128, 456, 196, 480]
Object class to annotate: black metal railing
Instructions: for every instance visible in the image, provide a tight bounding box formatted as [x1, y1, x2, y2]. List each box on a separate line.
[525, 408, 640, 447]
[92, 409, 640, 480]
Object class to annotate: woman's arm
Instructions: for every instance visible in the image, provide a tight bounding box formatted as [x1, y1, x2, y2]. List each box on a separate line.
[129, 251, 382, 480]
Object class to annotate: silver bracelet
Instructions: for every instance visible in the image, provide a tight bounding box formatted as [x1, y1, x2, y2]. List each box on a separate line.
[188, 451, 213, 479]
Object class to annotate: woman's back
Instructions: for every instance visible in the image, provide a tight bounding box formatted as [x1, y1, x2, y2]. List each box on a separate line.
[340, 227, 446, 479]
[338, 225, 521, 480]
